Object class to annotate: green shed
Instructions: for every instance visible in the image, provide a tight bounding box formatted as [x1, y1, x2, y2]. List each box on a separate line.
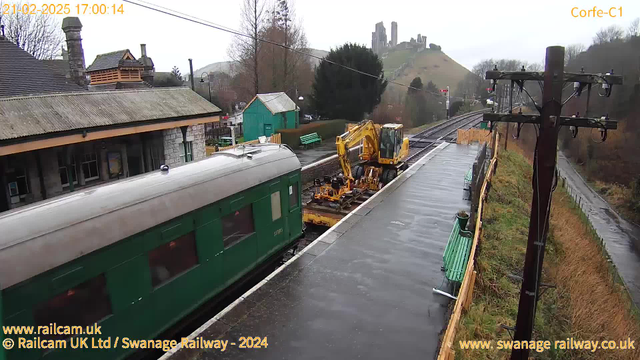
[243, 92, 299, 141]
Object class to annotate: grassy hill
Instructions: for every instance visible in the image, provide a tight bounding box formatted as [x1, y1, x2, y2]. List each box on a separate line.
[381, 47, 471, 95]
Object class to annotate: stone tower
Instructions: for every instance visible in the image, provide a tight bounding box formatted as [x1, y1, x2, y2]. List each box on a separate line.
[391, 22, 398, 47]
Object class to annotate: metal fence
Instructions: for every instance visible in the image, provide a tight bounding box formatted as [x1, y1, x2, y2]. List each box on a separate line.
[469, 143, 490, 226]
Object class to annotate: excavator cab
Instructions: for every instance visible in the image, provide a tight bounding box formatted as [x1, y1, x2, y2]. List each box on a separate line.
[379, 124, 409, 165]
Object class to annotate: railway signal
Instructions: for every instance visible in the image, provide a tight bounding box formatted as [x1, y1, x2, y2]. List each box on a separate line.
[440, 86, 450, 119]
[484, 46, 622, 360]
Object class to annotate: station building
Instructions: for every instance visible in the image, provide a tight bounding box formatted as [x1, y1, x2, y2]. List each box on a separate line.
[0, 18, 221, 212]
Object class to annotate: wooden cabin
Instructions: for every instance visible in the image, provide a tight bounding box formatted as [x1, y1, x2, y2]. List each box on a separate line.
[86, 49, 148, 87]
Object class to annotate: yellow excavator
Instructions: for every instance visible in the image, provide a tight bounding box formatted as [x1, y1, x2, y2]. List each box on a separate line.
[304, 120, 409, 226]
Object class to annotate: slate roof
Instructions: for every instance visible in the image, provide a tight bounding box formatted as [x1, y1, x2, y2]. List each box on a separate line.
[247, 92, 298, 115]
[0, 87, 221, 141]
[42, 59, 69, 78]
[0, 38, 84, 98]
[86, 50, 143, 72]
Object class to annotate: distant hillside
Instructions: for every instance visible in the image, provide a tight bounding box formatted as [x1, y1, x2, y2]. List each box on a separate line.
[194, 48, 328, 78]
[381, 47, 471, 95]
[194, 61, 235, 78]
[307, 48, 328, 68]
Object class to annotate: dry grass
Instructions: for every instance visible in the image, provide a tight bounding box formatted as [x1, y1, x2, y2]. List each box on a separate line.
[591, 181, 640, 225]
[455, 147, 640, 360]
[551, 190, 640, 359]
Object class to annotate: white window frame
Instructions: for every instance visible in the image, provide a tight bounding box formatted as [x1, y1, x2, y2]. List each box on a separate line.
[271, 191, 282, 221]
[81, 153, 100, 181]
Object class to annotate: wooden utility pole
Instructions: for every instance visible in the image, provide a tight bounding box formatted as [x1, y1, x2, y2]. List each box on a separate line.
[511, 46, 564, 358]
[483, 46, 622, 360]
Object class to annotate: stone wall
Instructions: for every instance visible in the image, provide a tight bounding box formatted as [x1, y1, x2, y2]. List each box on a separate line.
[163, 124, 206, 168]
[189, 124, 206, 161]
[163, 128, 183, 168]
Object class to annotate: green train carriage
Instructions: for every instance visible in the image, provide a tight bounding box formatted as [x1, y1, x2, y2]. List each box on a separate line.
[0, 144, 303, 360]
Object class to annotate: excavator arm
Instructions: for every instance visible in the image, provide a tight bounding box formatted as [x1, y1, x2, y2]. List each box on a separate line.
[335, 120, 380, 182]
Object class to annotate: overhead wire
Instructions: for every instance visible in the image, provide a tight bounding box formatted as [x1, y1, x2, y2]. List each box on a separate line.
[121, 0, 446, 97]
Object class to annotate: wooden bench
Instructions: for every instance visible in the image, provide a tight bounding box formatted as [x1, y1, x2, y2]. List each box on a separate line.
[442, 219, 473, 284]
[300, 132, 322, 148]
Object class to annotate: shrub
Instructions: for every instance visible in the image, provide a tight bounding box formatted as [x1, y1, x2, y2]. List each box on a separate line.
[278, 120, 348, 148]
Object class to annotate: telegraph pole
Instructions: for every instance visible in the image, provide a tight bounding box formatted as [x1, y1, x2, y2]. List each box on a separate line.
[511, 46, 564, 358]
[483, 46, 622, 360]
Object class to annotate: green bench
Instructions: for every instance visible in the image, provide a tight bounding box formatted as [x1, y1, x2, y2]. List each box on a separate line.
[300, 132, 322, 148]
[442, 219, 473, 284]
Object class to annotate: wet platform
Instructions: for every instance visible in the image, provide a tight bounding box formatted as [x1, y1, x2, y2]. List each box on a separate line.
[167, 143, 479, 360]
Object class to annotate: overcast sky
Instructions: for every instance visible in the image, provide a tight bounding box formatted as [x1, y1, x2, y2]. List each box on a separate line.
[21, 0, 640, 74]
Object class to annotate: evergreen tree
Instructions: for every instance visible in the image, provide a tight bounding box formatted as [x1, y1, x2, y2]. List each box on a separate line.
[170, 66, 182, 81]
[311, 43, 387, 121]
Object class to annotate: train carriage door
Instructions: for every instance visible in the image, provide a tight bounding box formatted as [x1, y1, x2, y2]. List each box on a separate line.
[287, 175, 302, 241]
[269, 181, 285, 252]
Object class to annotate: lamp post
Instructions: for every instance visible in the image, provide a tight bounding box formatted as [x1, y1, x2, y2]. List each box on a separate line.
[200, 72, 212, 103]
[296, 94, 304, 126]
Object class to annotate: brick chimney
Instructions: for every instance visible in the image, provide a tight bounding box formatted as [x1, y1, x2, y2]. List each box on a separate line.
[62, 17, 87, 88]
[139, 43, 155, 85]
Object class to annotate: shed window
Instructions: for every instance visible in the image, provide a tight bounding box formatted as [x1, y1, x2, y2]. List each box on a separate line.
[271, 191, 282, 221]
[222, 205, 255, 248]
[289, 183, 299, 209]
[148, 232, 198, 287]
[33, 274, 112, 339]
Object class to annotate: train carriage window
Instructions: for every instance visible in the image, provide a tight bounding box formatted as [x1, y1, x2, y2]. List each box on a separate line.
[33, 274, 112, 339]
[149, 232, 198, 287]
[222, 205, 255, 249]
[271, 191, 282, 221]
[289, 183, 299, 209]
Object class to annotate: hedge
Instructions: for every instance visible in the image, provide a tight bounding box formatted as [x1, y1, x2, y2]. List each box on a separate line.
[278, 120, 349, 148]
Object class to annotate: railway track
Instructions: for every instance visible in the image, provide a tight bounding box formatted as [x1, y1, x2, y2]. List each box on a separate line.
[405, 110, 486, 164]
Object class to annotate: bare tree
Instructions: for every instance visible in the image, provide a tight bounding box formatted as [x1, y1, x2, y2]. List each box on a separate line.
[628, 18, 640, 38]
[526, 62, 543, 72]
[262, 0, 309, 97]
[564, 43, 585, 65]
[228, 0, 266, 97]
[0, 1, 64, 60]
[593, 25, 624, 44]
